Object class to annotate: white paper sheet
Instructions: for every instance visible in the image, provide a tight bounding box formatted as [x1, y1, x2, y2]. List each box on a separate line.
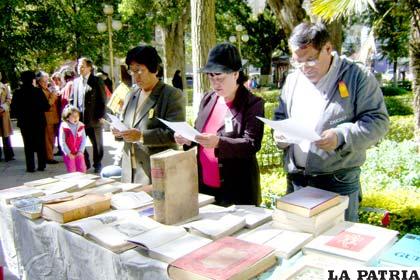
[107, 113, 129, 132]
[158, 118, 200, 143]
[257, 117, 321, 143]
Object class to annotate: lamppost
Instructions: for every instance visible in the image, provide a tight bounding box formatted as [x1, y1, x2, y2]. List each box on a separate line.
[97, 4, 122, 90]
[229, 24, 249, 58]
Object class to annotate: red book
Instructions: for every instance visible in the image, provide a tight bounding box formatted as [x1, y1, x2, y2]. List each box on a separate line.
[168, 236, 276, 280]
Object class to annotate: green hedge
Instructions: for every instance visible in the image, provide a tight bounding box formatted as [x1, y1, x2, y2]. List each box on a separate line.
[384, 94, 413, 116]
[386, 115, 415, 142]
[381, 86, 409, 96]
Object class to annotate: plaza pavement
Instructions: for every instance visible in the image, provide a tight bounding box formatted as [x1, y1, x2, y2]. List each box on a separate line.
[0, 120, 122, 280]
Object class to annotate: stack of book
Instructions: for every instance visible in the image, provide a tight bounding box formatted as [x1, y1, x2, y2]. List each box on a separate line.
[272, 187, 348, 235]
[302, 221, 399, 266]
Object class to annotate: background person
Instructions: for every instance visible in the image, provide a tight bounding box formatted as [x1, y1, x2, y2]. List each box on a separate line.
[112, 45, 186, 184]
[59, 105, 87, 172]
[0, 72, 14, 162]
[11, 71, 50, 172]
[175, 43, 265, 206]
[71, 57, 107, 173]
[171, 69, 183, 90]
[273, 22, 389, 222]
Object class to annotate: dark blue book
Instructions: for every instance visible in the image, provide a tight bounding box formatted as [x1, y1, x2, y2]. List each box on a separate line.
[379, 233, 420, 267]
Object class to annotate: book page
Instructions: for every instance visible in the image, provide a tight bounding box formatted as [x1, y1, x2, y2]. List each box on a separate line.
[189, 214, 246, 239]
[111, 191, 153, 210]
[158, 118, 200, 143]
[128, 225, 187, 250]
[107, 113, 129, 132]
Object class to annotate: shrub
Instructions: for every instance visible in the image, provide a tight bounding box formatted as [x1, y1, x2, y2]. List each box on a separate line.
[361, 140, 420, 192]
[359, 190, 420, 236]
[255, 89, 280, 103]
[384, 94, 413, 116]
[260, 167, 287, 208]
[386, 115, 415, 142]
[257, 126, 283, 168]
[381, 86, 409, 96]
[264, 102, 278, 120]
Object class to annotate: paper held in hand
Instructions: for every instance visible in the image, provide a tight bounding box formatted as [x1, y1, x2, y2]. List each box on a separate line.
[106, 113, 129, 132]
[256, 116, 321, 143]
[158, 118, 200, 143]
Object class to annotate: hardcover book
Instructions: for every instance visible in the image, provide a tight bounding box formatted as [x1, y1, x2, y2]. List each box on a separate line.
[379, 233, 420, 267]
[276, 187, 340, 217]
[237, 222, 313, 259]
[10, 197, 43, 219]
[187, 214, 246, 240]
[303, 221, 399, 265]
[233, 205, 273, 229]
[167, 236, 276, 280]
[150, 148, 199, 225]
[42, 194, 111, 223]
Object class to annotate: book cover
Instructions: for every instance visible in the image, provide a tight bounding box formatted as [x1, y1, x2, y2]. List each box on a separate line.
[379, 233, 420, 267]
[151, 148, 199, 225]
[188, 214, 246, 240]
[10, 197, 43, 219]
[168, 236, 276, 280]
[42, 194, 111, 223]
[23, 177, 59, 187]
[303, 221, 399, 265]
[276, 187, 341, 217]
[110, 191, 153, 210]
[0, 186, 45, 204]
[233, 205, 273, 229]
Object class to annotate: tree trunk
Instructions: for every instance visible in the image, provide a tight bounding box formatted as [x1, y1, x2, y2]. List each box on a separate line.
[260, 52, 273, 86]
[326, 20, 343, 54]
[161, 6, 190, 88]
[410, 18, 420, 147]
[266, 0, 306, 37]
[191, 0, 216, 116]
[393, 59, 398, 87]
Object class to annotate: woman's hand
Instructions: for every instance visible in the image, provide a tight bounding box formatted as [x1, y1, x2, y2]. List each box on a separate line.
[195, 133, 220, 149]
[111, 128, 122, 138]
[174, 133, 192, 146]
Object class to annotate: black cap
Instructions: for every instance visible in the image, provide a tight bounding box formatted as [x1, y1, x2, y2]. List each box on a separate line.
[201, 43, 242, 73]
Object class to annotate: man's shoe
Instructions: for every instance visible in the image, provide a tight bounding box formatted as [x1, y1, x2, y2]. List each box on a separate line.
[37, 167, 45, 171]
[94, 167, 101, 173]
[5, 157, 15, 162]
[46, 160, 59, 164]
[26, 169, 35, 173]
[54, 151, 63, 156]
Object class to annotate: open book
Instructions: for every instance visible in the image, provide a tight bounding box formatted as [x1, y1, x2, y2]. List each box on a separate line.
[63, 210, 161, 253]
[0, 186, 44, 204]
[128, 225, 211, 263]
[237, 222, 313, 259]
[23, 177, 59, 187]
[110, 191, 153, 210]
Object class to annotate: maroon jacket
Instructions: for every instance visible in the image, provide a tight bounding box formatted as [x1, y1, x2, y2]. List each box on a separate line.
[194, 85, 265, 205]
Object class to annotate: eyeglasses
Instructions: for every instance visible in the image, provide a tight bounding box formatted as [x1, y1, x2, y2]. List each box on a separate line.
[206, 72, 230, 83]
[290, 50, 322, 69]
[127, 69, 143, 76]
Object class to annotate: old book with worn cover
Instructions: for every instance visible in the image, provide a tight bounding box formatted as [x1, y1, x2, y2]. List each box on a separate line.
[127, 224, 211, 263]
[10, 197, 43, 219]
[272, 195, 348, 234]
[303, 221, 399, 265]
[379, 233, 420, 267]
[42, 194, 111, 223]
[23, 177, 59, 187]
[168, 236, 276, 280]
[63, 210, 161, 253]
[276, 186, 340, 217]
[0, 186, 45, 204]
[150, 148, 199, 225]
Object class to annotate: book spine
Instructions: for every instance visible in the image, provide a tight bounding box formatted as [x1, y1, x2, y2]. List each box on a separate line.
[63, 199, 110, 223]
[151, 158, 166, 224]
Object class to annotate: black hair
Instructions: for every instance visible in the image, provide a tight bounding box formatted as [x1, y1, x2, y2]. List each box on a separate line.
[289, 22, 330, 51]
[237, 71, 248, 85]
[78, 57, 94, 73]
[125, 45, 162, 74]
[20, 71, 36, 86]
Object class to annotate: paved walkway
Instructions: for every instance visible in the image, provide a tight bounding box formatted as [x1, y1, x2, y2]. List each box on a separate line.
[0, 120, 122, 279]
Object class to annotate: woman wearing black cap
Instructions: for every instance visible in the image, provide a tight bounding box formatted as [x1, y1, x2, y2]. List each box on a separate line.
[175, 43, 265, 206]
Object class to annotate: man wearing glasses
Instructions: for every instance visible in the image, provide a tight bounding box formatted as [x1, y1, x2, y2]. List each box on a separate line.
[274, 22, 389, 222]
[113, 45, 185, 184]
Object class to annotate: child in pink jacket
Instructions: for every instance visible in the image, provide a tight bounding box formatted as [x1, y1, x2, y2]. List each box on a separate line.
[59, 105, 87, 172]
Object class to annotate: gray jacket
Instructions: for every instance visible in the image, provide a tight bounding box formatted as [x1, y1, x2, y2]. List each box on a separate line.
[274, 56, 389, 175]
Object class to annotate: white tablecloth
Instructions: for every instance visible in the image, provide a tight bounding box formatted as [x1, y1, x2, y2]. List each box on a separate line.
[0, 202, 168, 280]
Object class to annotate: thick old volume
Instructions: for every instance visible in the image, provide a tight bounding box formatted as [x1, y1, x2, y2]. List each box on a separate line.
[276, 186, 340, 217]
[150, 148, 199, 225]
[42, 194, 111, 223]
[168, 236, 276, 280]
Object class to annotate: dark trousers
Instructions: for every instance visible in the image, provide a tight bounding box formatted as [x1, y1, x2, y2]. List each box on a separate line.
[84, 126, 104, 170]
[21, 126, 46, 171]
[0, 136, 14, 161]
